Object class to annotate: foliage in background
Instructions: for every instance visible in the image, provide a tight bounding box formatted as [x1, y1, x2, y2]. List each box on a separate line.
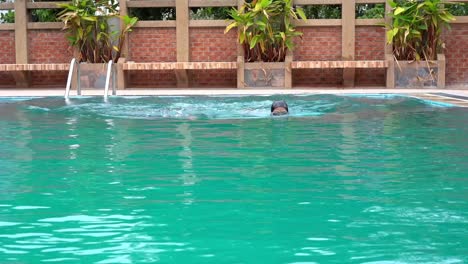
[58, 0, 137, 63]
[1, 0, 465, 24]
[31, 9, 61, 22]
[190, 7, 231, 20]
[225, 0, 307, 62]
[129, 7, 231, 21]
[302, 5, 341, 19]
[385, 0, 455, 61]
[127, 2, 465, 20]
[0, 0, 13, 23]
[449, 3, 468, 16]
[31, 0, 67, 22]
[129, 8, 175, 21]
[0, 10, 14, 23]
[127, 4, 388, 21]
[357, 4, 385, 19]
[298, 4, 385, 19]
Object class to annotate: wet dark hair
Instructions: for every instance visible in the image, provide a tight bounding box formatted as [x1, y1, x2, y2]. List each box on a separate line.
[271, 101, 289, 112]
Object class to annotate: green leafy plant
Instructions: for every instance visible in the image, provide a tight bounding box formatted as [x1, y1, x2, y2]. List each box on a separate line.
[225, 0, 307, 62]
[0, 10, 14, 23]
[357, 4, 385, 19]
[129, 8, 176, 21]
[0, 0, 14, 23]
[385, 0, 455, 61]
[449, 3, 468, 16]
[190, 7, 231, 20]
[302, 5, 341, 19]
[31, 9, 61, 22]
[57, 0, 137, 63]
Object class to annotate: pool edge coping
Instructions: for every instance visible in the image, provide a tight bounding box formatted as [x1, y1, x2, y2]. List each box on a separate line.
[1, 88, 468, 97]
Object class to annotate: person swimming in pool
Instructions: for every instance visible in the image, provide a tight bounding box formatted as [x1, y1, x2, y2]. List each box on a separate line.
[271, 101, 289, 116]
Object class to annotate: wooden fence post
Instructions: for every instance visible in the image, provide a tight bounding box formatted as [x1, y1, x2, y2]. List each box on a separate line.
[237, 0, 245, 88]
[385, 0, 393, 55]
[119, 0, 129, 59]
[285, 52, 292, 89]
[118, 0, 129, 89]
[386, 54, 395, 88]
[437, 54, 446, 89]
[385, 0, 394, 88]
[342, 0, 355, 87]
[14, 0, 29, 87]
[176, 0, 190, 88]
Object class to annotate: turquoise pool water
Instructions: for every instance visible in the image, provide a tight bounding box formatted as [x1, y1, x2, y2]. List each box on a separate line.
[0, 95, 467, 263]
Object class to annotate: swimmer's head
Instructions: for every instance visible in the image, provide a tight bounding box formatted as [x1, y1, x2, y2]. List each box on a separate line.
[271, 101, 289, 116]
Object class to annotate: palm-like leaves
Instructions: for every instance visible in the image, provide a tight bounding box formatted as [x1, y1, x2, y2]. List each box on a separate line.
[225, 0, 306, 62]
[58, 0, 138, 63]
[386, 0, 455, 61]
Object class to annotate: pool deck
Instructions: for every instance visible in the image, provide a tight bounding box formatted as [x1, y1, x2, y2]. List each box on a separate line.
[1, 88, 468, 107]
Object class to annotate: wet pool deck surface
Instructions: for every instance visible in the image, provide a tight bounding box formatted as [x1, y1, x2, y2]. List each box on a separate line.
[1, 88, 468, 107]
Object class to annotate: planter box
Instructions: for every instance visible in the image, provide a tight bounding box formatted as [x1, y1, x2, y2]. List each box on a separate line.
[79, 63, 109, 89]
[237, 56, 292, 89]
[387, 54, 446, 89]
[395, 60, 438, 88]
[244, 62, 286, 88]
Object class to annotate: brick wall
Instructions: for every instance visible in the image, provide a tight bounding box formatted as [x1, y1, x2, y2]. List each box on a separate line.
[190, 28, 237, 62]
[128, 28, 177, 62]
[127, 28, 177, 88]
[28, 30, 73, 87]
[355, 26, 386, 87]
[2, 22, 467, 88]
[0, 31, 15, 87]
[293, 27, 343, 87]
[445, 24, 468, 87]
[128, 70, 177, 88]
[189, 28, 237, 88]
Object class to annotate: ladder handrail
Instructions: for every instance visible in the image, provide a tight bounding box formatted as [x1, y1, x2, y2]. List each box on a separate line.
[104, 60, 114, 100]
[112, 62, 116, 96]
[65, 58, 78, 99]
[66, 59, 115, 100]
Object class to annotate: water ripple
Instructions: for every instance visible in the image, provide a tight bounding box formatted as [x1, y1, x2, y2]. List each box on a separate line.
[0, 94, 467, 263]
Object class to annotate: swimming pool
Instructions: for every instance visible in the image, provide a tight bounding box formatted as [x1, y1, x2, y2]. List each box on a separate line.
[0, 95, 467, 263]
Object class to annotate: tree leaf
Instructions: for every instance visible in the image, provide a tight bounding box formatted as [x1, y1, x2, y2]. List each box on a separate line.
[394, 7, 406, 15]
[296, 7, 307, 20]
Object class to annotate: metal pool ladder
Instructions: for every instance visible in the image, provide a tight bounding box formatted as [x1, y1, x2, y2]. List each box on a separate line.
[65, 59, 116, 100]
[104, 60, 117, 100]
[64, 58, 79, 99]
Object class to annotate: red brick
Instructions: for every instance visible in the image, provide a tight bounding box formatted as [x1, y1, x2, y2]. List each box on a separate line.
[444, 24, 468, 86]
[28, 30, 73, 87]
[0, 31, 15, 64]
[0, 31, 15, 86]
[2, 23, 464, 88]
[188, 28, 237, 88]
[355, 26, 386, 86]
[128, 28, 177, 62]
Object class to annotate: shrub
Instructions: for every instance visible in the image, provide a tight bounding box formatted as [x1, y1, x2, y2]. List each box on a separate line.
[57, 0, 137, 63]
[386, 0, 455, 61]
[225, 0, 306, 62]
